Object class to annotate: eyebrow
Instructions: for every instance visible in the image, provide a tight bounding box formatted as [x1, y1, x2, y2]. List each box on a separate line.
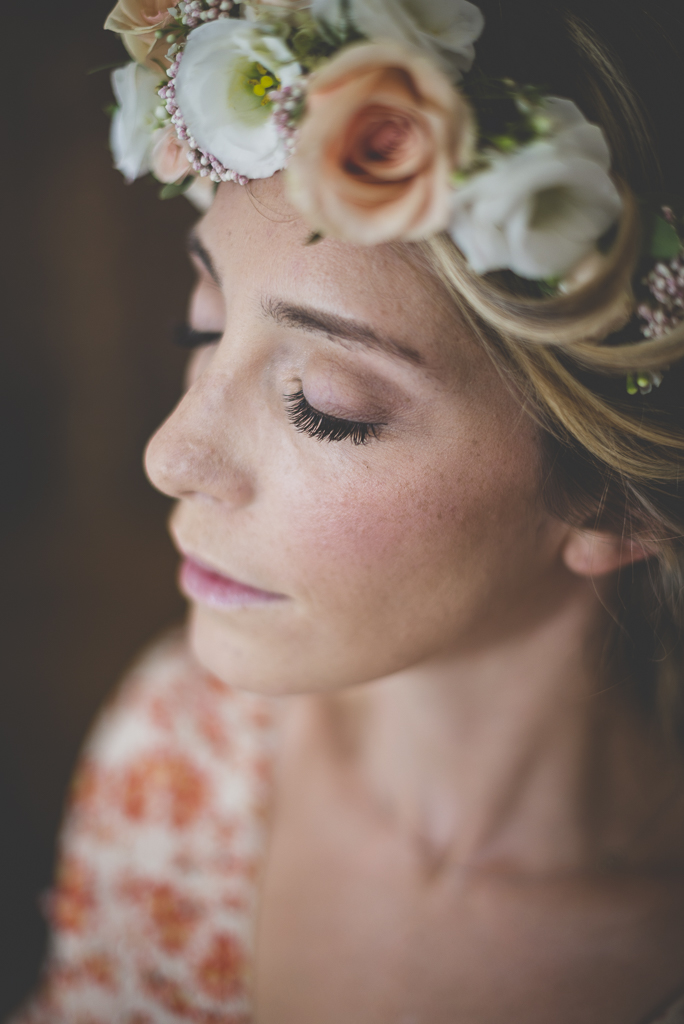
[262, 297, 425, 366]
[187, 231, 221, 287]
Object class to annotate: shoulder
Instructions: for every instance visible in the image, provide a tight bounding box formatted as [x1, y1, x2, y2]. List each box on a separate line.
[65, 627, 277, 858]
[61, 624, 279, 900]
[84, 626, 274, 773]
[15, 629, 277, 1023]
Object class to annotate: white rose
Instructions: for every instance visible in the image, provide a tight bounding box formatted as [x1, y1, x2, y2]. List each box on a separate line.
[448, 98, 623, 280]
[312, 0, 484, 79]
[110, 62, 163, 183]
[174, 20, 301, 179]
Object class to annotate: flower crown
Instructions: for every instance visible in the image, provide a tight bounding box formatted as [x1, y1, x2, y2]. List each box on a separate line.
[106, 0, 684, 392]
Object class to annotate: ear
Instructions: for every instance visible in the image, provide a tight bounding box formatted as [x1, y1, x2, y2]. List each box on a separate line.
[562, 528, 652, 577]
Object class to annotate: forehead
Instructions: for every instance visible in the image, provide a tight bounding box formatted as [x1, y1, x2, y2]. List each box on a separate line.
[198, 175, 476, 374]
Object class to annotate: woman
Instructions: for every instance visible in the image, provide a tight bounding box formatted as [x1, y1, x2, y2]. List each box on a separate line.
[12, 0, 684, 1021]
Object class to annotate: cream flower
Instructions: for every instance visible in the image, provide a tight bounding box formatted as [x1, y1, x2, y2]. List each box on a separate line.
[287, 42, 472, 245]
[110, 62, 165, 183]
[105, 0, 172, 68]
[173, 20, 301, 179]
[312, 0, 484, 79]
[448, 98, 623, 279]
[150, 125, 192, 183]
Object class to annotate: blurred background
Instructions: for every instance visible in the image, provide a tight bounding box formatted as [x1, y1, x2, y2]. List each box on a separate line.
[0, 1, 196, 1013]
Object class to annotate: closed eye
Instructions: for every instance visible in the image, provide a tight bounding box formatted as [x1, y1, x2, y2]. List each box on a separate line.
[174, 324, 223, 349]
[285, 389, 384, 446]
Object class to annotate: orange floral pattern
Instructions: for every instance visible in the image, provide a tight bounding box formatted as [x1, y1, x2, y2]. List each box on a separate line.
[13, 631, 277, 1023]
[120, 751, 209, 829]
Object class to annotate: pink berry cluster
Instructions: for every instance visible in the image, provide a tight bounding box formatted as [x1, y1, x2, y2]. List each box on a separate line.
[637, 208, 684, 340]
[160, 52, 249, 186]
[638, 253, 684, 339]
[270, 84, 306, 154]
[170, 0, 235, 29]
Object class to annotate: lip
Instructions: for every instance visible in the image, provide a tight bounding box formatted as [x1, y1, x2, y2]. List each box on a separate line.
[179, 556, 286, 610]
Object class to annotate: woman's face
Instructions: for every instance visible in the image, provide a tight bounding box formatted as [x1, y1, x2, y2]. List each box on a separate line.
[145, 176, 571, 695]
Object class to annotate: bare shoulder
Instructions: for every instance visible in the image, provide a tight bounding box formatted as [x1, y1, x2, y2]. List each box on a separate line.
[11, 629, 278, 1024]
[84, 626, 273, 767]
[61, 624, 280, 888]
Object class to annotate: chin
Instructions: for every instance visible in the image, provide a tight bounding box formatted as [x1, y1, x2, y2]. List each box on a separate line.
[186, 603, 326, 698]
[186, 600, 427, 699]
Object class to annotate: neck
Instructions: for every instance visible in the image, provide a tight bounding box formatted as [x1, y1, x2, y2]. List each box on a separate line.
[322, 584, 684, 875]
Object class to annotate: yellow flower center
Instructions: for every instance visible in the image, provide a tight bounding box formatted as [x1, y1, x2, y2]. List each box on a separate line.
[248, 64, 279, 104]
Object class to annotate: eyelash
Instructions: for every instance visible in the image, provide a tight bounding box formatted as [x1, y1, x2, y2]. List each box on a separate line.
[174, 324, 223, 349]
[285, 389, 383, 446]
[172, 323, 384, 444]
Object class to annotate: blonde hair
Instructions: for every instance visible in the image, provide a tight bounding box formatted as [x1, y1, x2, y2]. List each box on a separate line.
[421, 3, 684, 734]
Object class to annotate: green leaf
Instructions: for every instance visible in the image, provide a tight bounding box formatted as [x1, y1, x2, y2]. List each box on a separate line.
[159, 177, 194, 200]
[489, 134, 517, 152]
[87, 60, 129, 76]
[649, 214, 682, 260]
[537, 276, 561, 296]
[291, 26, 318, 56]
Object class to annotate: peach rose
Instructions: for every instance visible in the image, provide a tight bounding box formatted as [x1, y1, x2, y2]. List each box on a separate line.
[105, 0, 172, 68]
[287, 42, 472, 245]
[151, 126, 192, 184]
[149, 127, 215, 211]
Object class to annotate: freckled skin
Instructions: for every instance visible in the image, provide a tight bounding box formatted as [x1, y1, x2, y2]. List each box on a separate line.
[143, 177, 684, 1024]
[146, 177, 570, 695]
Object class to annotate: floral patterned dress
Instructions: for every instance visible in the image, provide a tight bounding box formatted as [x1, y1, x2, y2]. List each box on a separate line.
[9, 630, 684, 1024]
[12, 631, 279, 1024]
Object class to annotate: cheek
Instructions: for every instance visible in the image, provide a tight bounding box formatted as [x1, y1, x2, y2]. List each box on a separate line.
[279, 438, 541, 614]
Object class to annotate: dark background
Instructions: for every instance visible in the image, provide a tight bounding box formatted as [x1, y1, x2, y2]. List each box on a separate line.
[0, 1, 196, 1013]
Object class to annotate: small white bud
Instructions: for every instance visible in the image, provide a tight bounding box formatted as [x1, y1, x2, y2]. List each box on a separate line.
[530, 114, 552, 135]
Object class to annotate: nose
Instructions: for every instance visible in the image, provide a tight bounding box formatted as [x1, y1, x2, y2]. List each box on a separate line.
[144, 366, 255, 508]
